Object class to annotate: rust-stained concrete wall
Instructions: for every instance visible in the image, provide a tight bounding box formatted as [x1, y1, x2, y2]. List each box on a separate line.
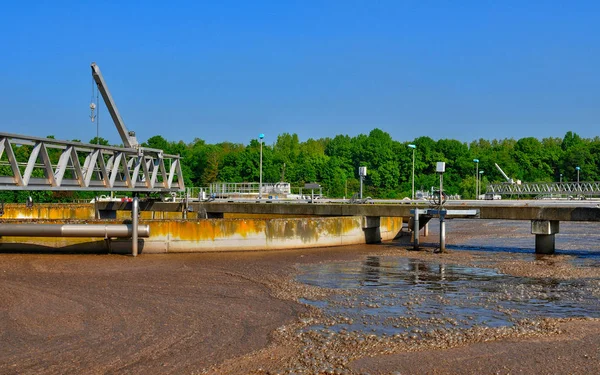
[0, 204, 304, 221]
[0, 215, 403, 254]
[1, 204, 95, 220]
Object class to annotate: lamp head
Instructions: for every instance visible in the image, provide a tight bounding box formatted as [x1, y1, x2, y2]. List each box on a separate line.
[259, 133, 265, 140]
[408, 144, 416, 149]
[473, 159, 479, 163]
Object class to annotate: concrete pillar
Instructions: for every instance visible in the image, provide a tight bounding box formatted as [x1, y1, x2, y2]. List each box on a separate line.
[413, 209, 420, 250]
[531, 220, 559, 254]
[535, 235, 555, 254]
[423, 222, 429, 237]
[362, 216, 381, 243]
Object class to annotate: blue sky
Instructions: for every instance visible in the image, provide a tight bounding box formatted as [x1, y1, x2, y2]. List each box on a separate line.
[1, 0, 598, 146]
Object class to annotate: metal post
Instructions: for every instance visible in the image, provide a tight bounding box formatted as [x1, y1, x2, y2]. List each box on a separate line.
[412, 148, 415, 199]
[409, 144, 416, 200]
[439, 173, 443, 209]
[259, 134, 264, 199]
[479, 170, 484, 198]
[413, 208, 420, 250]
[473, 159, 479, 199]
[360, 175, 363, 200]
[132, 196, 139, 257]
[439, 210, 446, 252]
[576, 166, 580, 192]
[183, 194, 188, 219]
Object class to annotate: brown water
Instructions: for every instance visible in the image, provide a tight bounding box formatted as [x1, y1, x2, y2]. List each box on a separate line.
[296, 220, 600, 337]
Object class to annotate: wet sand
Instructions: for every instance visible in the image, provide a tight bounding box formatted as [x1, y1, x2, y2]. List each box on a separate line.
[1, 219, 600, 374]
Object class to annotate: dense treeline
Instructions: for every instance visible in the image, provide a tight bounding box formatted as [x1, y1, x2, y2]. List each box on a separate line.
[147, 129, 598, 199]
[1, 129, 598, 203]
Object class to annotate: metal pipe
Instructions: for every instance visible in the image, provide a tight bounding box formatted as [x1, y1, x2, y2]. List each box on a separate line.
[132, 196, 139, 257]
[0, 224, 149, 237]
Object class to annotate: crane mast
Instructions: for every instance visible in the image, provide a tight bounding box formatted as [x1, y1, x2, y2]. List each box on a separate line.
[90, 62, 139, 149]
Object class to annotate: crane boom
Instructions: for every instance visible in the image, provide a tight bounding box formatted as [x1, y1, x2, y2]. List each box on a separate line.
[91, 62, 138, 148]
[494, 163, 513, 183]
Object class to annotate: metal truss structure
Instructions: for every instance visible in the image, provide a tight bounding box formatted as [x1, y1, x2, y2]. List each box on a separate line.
[486, 181, 600, 197]
[0, 132, 184, 192]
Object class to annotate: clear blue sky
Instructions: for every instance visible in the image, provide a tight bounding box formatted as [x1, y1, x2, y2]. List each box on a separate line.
[1, 0, 598, 146]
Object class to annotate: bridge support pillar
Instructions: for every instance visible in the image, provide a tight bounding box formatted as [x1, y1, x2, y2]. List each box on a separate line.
[531, 220, 559, 254]
[362, 216, 381, 243]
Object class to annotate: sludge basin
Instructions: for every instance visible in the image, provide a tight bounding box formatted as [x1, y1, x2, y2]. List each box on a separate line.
[296, 255, 600, 338]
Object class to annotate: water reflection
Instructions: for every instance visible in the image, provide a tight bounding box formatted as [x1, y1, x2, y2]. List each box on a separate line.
[360, 256, 381, 285]
[297, 257, 600, 336]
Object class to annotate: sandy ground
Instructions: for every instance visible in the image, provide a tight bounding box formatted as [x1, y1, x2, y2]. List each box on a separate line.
[1, 219, 599, 374]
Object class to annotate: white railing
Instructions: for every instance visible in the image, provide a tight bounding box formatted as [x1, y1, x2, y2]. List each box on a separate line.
[209, 182, 291, 198]
[0, 132, 184, 192]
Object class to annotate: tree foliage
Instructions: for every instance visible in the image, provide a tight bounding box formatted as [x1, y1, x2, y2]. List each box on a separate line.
[2, 130, 598, 202]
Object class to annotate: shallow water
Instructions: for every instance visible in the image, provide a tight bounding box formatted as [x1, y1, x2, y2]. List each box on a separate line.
[296, 220, 600, 337]
[298, 257, 600, 336]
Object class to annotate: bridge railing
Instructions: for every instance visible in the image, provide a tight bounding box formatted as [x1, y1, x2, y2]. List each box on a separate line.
[0, 132, 184, 192]
[209, 182, 291, 198]
[486, 181, 600, 196]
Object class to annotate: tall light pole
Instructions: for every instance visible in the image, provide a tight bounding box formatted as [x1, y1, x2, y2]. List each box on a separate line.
[408, 144, 416, 199]
[576, 166, 580, 191]
[560, 173, 563, 183]
[473, 159, 479, 199]
[479, 170, 484, 198]
[259, 133, 264, 199]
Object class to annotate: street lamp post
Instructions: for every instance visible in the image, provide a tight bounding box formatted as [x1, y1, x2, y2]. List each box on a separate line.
[473, 159, 479, 199]
[479, 170, 484, 199]
[408, 144, 416, 199]
[576, 166, 580, 191]
[560, 173, 562, 183]
[259, 133, 264, 199]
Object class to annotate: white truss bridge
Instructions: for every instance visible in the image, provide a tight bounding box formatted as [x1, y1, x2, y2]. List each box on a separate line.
[0, 132, 184, 192]
[486, 181, 600, 197]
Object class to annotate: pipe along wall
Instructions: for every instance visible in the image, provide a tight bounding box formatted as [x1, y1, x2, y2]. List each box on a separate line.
[0, 204, 403, 255]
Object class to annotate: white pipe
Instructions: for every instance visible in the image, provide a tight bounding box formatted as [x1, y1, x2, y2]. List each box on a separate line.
[0, 224, 149, 238]
[132, 196, 139, 256]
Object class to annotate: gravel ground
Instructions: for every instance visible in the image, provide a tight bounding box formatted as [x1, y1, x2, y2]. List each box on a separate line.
[1, 219, 599, 374]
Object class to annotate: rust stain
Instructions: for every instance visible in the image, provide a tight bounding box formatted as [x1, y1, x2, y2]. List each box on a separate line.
[225, 213, 312, 219]
[0, 205, 404, 251]
[265, 216, 363, 244]
[150, 219, 267, 242]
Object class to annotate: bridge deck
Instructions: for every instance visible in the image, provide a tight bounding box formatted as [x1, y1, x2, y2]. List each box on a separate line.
[96, 200, 600, 222]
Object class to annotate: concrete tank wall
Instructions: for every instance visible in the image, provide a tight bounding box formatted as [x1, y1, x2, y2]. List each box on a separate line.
[0, 216, 403, 254]
[1, 204, 95, 220]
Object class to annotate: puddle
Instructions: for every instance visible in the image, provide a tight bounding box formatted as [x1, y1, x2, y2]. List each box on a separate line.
[297, 256, 600, 337]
